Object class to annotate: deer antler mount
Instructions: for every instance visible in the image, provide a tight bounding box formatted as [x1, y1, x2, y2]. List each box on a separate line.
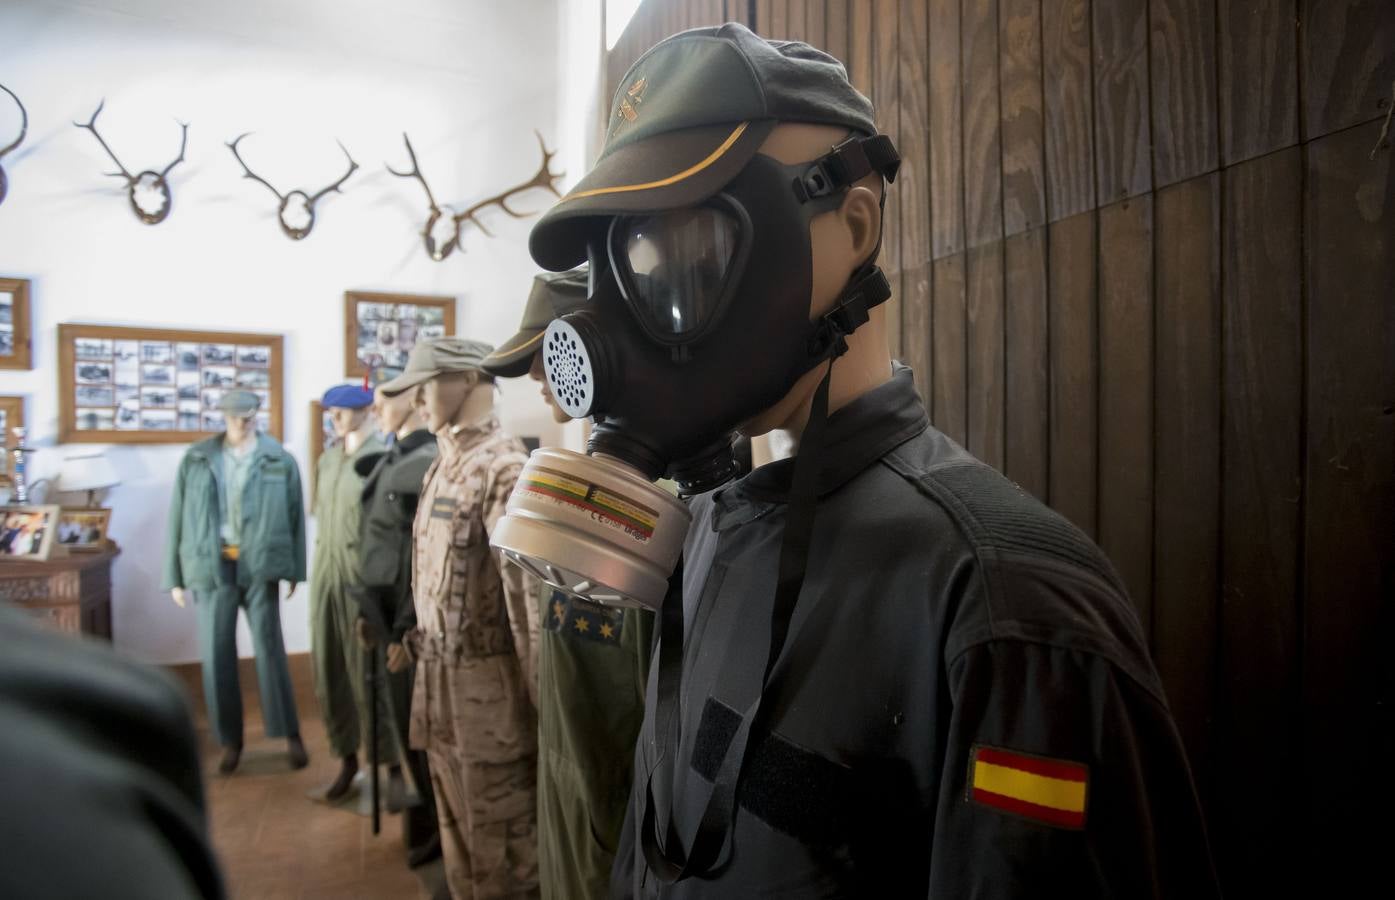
[387, 131, 563, 262]
[74, 99, 188, 225]
[0, 83, 27, 207]
[227, 133, 359, 240]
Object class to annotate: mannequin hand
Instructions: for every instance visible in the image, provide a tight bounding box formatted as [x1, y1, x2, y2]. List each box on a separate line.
[355, 617, 377, 649]
[171, 588, 187, 608]
[386, 643, 410, 674]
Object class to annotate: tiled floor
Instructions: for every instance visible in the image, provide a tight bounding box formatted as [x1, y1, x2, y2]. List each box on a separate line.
[190, 675, 444, 899]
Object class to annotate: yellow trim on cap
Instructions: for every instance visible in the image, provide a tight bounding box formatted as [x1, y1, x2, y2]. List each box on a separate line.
[563, 122, 750, 201]
[495, 330, 546, 357]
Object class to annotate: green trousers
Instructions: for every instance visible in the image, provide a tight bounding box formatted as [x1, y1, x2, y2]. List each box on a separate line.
[194, 560, 300, 748]
[310, 577, 395, 762]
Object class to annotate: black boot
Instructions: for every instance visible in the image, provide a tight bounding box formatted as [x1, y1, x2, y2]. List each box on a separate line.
[386, 765, 407, 813]
[325, 753, 358, 801]
[218, 743, 242, 775]
[286, 735, 309, 770]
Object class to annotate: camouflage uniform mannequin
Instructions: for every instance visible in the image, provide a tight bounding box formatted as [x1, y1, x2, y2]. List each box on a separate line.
[311, 383, 390, 800]
[481, 271, 653, 900]
[381, 338, 541, 899]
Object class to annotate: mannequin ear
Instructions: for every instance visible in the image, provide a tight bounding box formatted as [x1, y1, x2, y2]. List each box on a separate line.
[840, 184, 883, 267]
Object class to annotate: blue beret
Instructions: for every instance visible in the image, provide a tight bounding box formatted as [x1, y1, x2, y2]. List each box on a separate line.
[321, 384, 373, 409]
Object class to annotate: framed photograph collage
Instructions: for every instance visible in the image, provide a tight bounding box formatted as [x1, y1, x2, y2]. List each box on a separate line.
[0, 277, 32, 371]
[344, 291, 454, 378]
[58, 324, 284, 444]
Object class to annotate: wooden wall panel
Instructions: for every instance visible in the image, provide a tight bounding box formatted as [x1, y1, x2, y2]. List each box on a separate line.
[1004, 227, 1050, 500]
[848, 0, 874, 95]
[963, 0, 1004, 248]
[876, 0, 904, 355]
[1300, 0, 1395, 139]
[932, 254, 968, 444]
[899, 0, 931, 386]
[1217, 146, 1303, 897]
[966, 243, 1005, 468]
[1218, 0, 1299, 166]
[1302, 121, 1395, 892]
[756, 0, 773, 34]
[825, 0, 849, 63]
[929, 0, 965, 257]
[1000, 0, 1048, 235]
[769, 0, 790, 37]
[804, 0, 826, 49]
[784, 0, 808, 41]
[1153, 172, 1221, 795]
[1150, 0, 1219, 186]
[725, 0, 754, 27]
[1093, 0, 1153, 202]
[1042, 0, 1097, 220]
[1047, 210, 1097, 537]
[1097, 196, 1155, 627]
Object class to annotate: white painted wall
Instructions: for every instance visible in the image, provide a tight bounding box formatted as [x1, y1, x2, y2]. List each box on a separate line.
[0, 0, 590, 664]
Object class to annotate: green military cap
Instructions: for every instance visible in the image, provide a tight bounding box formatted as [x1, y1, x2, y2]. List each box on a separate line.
[377, 337, 495, 397]
[217, 389, 260, 417]
[530, 22, 877, 270]
[480, 268, 589, 378]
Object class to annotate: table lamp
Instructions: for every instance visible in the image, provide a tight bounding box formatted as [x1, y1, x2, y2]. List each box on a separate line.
[57, 452, 120, 508]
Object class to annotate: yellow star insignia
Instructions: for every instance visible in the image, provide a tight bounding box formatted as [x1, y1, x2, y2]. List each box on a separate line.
[599, 622, 615, 640]
[552, 599, 566, 623]
[573, 616, 590, 633]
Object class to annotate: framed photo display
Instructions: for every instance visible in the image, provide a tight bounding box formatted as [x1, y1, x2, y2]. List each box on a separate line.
[58, 324, 284, 444]
[0, 396, 23, 479]
[56, 507, 112, 553]
[0, 277, 33, 370]
[344, 291, 454, 377]
[0, 504, 61, 560]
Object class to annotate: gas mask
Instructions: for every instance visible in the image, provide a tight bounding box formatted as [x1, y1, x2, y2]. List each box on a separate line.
[491, 134, 899, 610]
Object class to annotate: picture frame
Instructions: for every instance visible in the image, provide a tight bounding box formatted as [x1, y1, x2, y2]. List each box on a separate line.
[0, 277, 33, 371]
[0, 396, 23, 480]
[55, 507, 112, 554]
[58, 324, 284, 444]
[344, 291, 455, 378]
[307, 400, 340, 497]
[0, 504, 61, 561]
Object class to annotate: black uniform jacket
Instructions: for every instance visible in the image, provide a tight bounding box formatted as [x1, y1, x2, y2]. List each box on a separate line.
[0, 604, 225, 899]
[354, 428, 438, 641]
[616, 365, 1220, 899]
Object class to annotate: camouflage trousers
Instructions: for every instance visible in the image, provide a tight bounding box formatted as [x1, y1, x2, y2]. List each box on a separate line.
[427, 745, 540, 899]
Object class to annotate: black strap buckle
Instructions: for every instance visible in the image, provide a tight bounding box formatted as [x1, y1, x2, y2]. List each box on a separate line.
[793, 135, 903, 204]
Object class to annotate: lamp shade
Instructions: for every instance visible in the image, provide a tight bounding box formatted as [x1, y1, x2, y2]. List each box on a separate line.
[58, 452, 121, 494]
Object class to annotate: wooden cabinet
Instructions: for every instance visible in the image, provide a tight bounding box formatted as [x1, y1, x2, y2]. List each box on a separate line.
[0, 545, 119, 638]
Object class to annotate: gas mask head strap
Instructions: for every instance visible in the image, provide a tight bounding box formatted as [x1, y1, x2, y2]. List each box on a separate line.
[792, 133, 902, 208]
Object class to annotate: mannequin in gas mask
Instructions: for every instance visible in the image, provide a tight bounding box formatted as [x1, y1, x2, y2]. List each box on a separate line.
[379, 337, 542, 900]
[497, 23, 1220, 899]
[311, 384, 392, 802]
[481, 270, 653, 900]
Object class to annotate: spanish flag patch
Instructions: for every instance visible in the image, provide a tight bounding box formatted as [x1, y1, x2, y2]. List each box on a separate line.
[968, 745, 1089, 829]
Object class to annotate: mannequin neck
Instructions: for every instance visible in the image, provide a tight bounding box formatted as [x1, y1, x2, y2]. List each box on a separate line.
[397, 409, 427, 440]
[224, 430, 257, 453]
[448, 381, 496, 433]
[342, 419, 374, 454]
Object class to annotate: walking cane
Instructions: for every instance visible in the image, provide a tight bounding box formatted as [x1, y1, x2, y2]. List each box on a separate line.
[369, 645, 380, 835]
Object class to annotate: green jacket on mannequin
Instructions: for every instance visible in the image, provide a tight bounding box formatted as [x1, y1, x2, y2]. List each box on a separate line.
[163, 434, 306, 591]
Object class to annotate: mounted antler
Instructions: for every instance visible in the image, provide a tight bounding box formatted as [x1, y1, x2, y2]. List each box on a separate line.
[387, 131, 564, 262]
[74, 99, 189, 225]
[227, 133, 359, 240]
[387, 133, 460, 261]
[0, 82, 28, 207]
[457, 131, 564, 237]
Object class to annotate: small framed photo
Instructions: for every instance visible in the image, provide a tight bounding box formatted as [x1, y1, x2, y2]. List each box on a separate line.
[344, 291, 455, 377]
[0, 277, 33, 371]
[0, 396, 24, 478]
[0, 504, 61, 561]
[55, 507, 112, 554]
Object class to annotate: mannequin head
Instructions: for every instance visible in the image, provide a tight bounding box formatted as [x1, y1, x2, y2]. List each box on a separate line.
[528, 351, 568, 424]
[224, 413, 256, 447]
[328, 406, 369, 439]
[375, 384, 422, 436]
[418, 370, 494, 434]
[737, 123, 890, 441]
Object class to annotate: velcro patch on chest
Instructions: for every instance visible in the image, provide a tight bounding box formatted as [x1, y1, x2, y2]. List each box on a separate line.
[968, 745, 1089, 829]
[429, 497, 457, 520]
[543, 591, 623, 645]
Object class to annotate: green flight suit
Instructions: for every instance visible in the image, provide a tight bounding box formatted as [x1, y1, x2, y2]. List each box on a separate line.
[311, 433, 393, 761]
[537, 588, 652, 900]
[163, 434, 306, 749]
